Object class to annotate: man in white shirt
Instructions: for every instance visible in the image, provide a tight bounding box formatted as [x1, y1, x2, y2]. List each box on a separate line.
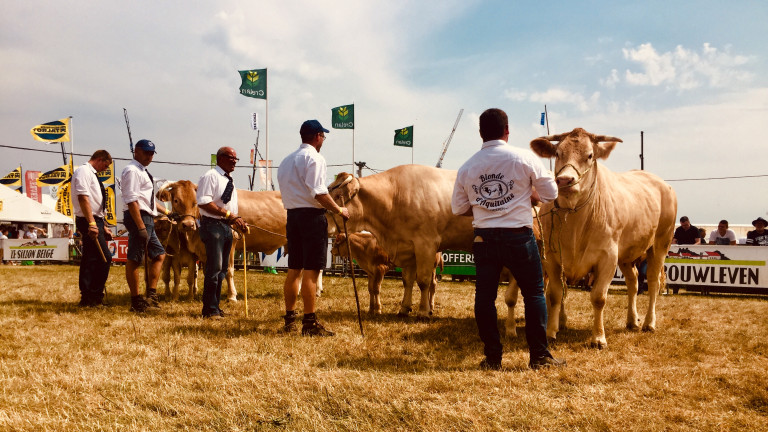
[196, 146, 248, 318]
[72, 150, 113, 307]
[452, 108, 565, 370]
[277, 119, 349, 336]
[120, 139, 171, 313]
[709, 219, 737, 245]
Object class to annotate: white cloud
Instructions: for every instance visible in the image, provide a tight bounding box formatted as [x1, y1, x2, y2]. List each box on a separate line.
[621, 42, 753, 90]
[528, 88, 599, 112]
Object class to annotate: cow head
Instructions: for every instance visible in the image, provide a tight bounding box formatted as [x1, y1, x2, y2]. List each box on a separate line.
[327, 172, 359, 205]
[530, 128, 621, 204]
[331, 233, 349, 258]
[153, 214, 177, 246]
[157, 180, 199, 232]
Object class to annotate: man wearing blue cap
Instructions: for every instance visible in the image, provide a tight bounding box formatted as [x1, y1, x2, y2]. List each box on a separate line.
[120, 139, 171, 313]
[277, 119, 349, 336]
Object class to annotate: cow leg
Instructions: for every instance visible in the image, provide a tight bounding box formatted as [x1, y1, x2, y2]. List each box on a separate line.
[414, 255, 437, 318]
[589, 264, 616, 349]
[619, 261, 640, 330]
[317, 269, 324, 297]
[368, 268, 384, 315]
[504, 276, 519, 338]
[225, 244, 237, 302]
[161, 256, 172, 300]
[171, 256, 182, 302]
[185, 260, 198, 301]
[428, 271, 437, 315]
[642, 248, 664, 332]
[544, 261, 565, 341]
[398, 264, 416, 316]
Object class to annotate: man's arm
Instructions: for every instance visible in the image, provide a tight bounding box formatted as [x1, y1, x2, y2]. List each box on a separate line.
[315, 193, 349, 220]
[199, 202, 249, 231]
[77, 195, 100, 240]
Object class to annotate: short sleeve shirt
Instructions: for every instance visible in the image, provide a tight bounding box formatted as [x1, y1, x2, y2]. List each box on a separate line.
[277, 143, 328, 210]
[120, 159, 157, 216]
[71, 162, 105, 218]
[673, 226, 700, 245]
[197, 166, 238, 219]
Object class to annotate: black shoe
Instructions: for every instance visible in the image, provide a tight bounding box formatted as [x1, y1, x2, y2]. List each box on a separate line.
[203, 313, 222, 320]
[145, 290, 161, 309]
[217, 309, 227, 317]
[130, 296, 150, 313]
[479, 358, 502, 371]
[529, 356, 566, 370]
[301, 320, 334, 337]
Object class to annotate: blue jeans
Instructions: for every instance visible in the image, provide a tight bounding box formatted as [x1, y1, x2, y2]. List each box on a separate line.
[473, 227, 551, 362]
[200, 217, 232, 316]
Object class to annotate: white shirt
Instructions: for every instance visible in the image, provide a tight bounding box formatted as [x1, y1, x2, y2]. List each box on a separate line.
[197, 166, 238, 219]
[120, 159, 157, 216]
[72, 162, 105, 218]
[709, 229, 736, 244]
[277, 143, 328, 210]
[452, 140, 557, 229]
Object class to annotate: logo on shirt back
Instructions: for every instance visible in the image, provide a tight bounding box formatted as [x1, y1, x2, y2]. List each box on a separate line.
[472, 173, 514, 209]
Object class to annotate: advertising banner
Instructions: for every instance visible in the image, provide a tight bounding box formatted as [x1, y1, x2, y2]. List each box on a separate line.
[24, 171, 42, 203]
[107, 237, 129, 262]
[260, 242, 332, 269]
[1, 238, 70, 261]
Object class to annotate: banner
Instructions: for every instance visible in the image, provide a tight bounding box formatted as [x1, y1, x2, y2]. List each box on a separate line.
[30, 118, 70, 142]
[25, 171, 42, 203]
[104, 185, 117, 226]
[1, 167, 22, 191]
[107, 237, 129, 263]
[394, 126, 413, 147]
[251, 112, 259, 130]
[257, 160, 272, 189]
[332, 104, 354, 129]
[97, 161, 114, 185]
[56, 182, 74, 217]
[540, 113, 546, 126]
[238, 68, 267, 99]
[1, 238, 70, 261]
[211, 154, 217, 169]
[37, 165, 70, 187]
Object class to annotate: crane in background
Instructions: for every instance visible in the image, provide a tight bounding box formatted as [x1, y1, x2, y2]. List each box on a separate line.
[435, 109, 463, 168]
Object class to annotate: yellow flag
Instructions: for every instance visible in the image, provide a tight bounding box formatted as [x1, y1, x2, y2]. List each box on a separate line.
[56, 182, 74, 217]
[30, 118, 70, 142]
[104, 185, 117, 226]
[37, 165, 70, 187]
[1, 166, 22, 187]
[96, 162, 115, 185]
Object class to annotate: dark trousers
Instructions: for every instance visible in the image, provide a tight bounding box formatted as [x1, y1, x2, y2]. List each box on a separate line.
[473, 227, 551, 362]
[200, 217, 232, 316]
[75, 216, 112, 304]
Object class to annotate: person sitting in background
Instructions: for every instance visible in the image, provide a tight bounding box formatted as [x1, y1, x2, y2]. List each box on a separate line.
[59, 224, 73, 239]
[672, 216, 700, 245]
[698, 228, 707, 245]
[709, 220, 737, 245]
[746, 217, 768, 246]
[0, 227, 8, 240]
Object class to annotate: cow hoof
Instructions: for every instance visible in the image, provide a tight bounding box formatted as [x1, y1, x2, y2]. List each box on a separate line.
[641, 325, 656, 333]
[227, 296, 238, 302]
[546, 336, 557, 346]
[415, 315, 431, 322]
[626, 322, 640, 331]
[589, 340, 607, 350]
[505, 328, 518, 339]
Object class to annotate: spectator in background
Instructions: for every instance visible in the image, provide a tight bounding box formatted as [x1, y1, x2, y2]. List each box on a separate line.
[709, 220, 737, 245]
[23, 225, 46, 239]
[672, 216, 700, 245]
[0, 227, 8, 240]
[698, 228, 707, 245]
[746, 217, 768, 246]
[58, 224, 73, 239]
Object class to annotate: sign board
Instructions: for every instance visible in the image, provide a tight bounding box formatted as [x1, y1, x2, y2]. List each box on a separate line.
[107, 237, 129, 263]
[1, 238, 70, 261]
[259, 241, 333, 269]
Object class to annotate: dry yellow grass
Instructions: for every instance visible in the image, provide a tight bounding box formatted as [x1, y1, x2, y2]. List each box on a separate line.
[0, 264, 766, 431]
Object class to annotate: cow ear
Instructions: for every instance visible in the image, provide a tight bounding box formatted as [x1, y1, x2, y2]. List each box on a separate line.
[156, 185, 172, 201]
[530, 138, 557, 158]
[594, 141, 619, 160]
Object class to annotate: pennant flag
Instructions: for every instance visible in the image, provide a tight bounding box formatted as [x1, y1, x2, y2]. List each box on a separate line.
[24, 171, 42, 203]
[37, 165, 70, 187]
[238, 68, 267, 99]
[210, 154, 217, 169]
[251, 112, 259, 131]
[97, 161, 115, 185]
[258, 160, 272, 189]
[331, 104, 354, 129]
[540, 113, 546, 126]
[104, 185, 117, 225]
[56, 182, 74, 217]
[1, 166, 22, 187]
[394, 126, 414, 147]
[30, 118, 70, 142]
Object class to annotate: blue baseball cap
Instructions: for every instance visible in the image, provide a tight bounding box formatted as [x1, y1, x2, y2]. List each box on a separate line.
[135, 139, 156, 153]
[299, 119, 329, 136]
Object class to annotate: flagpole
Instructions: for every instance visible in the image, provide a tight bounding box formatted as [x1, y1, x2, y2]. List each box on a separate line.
[352, 101, 355, 175]
[265, 98, 270, 190]
[69, 116, 75, 223]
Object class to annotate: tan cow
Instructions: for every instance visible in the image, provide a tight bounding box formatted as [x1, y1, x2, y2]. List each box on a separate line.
[530, 128, 677, 348]
[154, 215, 199, 301]
[157, 181, 288, 301]
[332, 232, 444, 315]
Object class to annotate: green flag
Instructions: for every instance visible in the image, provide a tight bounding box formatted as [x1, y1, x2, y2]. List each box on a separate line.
[211, 154, 217, 168]
[331, 104, 354, 129]
[394, 126, 413, 147]
[238, 68, 267, 99]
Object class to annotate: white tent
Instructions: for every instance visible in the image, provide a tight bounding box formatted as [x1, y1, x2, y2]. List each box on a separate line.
[0, 184, 73, 225]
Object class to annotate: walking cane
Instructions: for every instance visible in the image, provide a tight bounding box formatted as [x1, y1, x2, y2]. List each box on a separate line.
[340, 200, 364, 337]
[242, 228, 249, 317]
[92, 234, 108, 303]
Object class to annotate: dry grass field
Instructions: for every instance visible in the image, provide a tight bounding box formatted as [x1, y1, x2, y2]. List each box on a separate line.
[0, 264, 767, 431]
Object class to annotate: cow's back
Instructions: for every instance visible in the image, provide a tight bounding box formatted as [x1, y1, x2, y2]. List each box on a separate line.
[236, 190, 287, 254]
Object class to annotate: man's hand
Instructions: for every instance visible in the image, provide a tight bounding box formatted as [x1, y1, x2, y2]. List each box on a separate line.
[232, 215, 248, 232]
[88, 224, 99, 240]
[103, 226, 113, 241]
[339, 207, 350, 221]
[137, 228, 149, 244]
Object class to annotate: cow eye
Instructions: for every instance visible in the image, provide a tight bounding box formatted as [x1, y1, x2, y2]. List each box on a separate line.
[588, 153, 593, 160]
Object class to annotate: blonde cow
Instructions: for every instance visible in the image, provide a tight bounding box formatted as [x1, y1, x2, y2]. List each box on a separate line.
[530, 128, 677, 348]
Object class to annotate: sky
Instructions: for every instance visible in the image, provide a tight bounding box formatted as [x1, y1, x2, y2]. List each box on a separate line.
[1, 0, 767, 225]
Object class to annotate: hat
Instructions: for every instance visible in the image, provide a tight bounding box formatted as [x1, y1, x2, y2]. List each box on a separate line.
[299, 119, 329, 136]
[752, 217, 768, 227]
[135, 139, 156, 153]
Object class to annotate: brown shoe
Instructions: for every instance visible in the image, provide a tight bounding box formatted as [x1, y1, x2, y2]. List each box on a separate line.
[130, 296, 150, 313]
[479, 358, 502, 371]
[529, 356, 566, 370]
[278, 320, 298, 334]
[301, 320, 334, 337]
[145, 289, 161, 309]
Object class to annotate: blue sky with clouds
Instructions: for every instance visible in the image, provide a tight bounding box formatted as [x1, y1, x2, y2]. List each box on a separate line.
[1, 0, 766, 225]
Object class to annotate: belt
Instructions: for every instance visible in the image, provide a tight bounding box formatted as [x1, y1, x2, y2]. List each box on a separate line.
[201, 215, 227, 222]
[287, 207, 326, 215]
[474, 227, 531, 234]
[76, 216, 104, 221]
